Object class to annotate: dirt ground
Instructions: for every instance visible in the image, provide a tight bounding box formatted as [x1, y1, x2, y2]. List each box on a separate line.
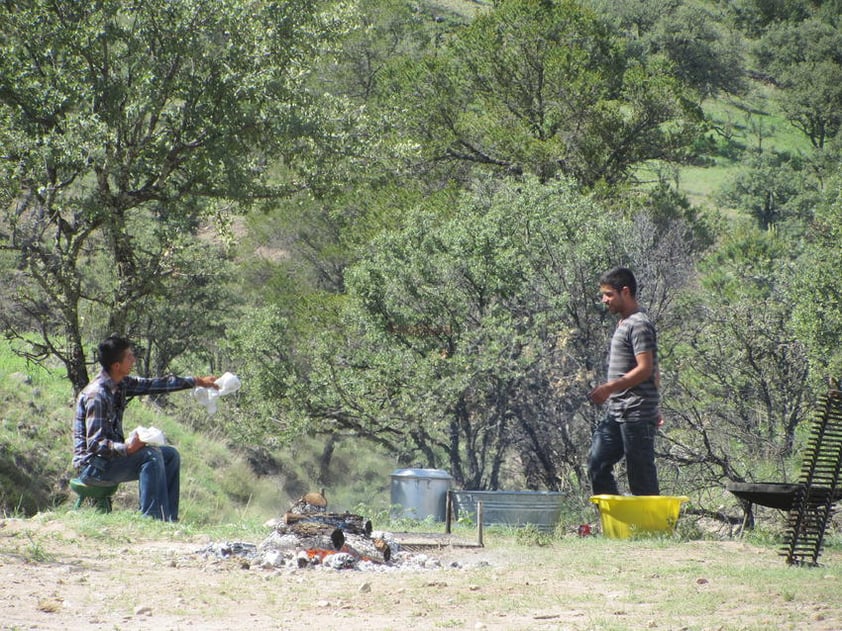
[2, 515, 841, 631]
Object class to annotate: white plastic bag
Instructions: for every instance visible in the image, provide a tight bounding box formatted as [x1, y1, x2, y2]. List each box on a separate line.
[133, 425, 167, 446]
[193, 372, 241, 416]
[215, 372, 241, 396]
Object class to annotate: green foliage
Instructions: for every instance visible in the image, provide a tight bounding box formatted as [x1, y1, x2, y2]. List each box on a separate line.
[778, 60, 842, 149]
[789, 178, 842, 380]
[716, 153, 818, 233]
[592, 0, 747, 100]
[752, 18, 842, 149]
[661, 225, 812, 495]
[752, 16, 842, 78]
[727, 0, 812, 36]
[274, 174, 700, 496]
[376, 0, 704, 188]
[297, 176, 614, 488]
[223, 297, 339, 444]
[0, 0, 348, 391]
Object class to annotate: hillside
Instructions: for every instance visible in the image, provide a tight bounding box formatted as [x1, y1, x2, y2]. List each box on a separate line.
[0, 0, 834, 524]
[0, 342, 395, 522]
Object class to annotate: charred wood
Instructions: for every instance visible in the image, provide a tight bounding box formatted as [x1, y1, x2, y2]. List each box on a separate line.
[283, 511, 372, 537]
[340, 532, 391, 564]
[272, 522, 346, 550]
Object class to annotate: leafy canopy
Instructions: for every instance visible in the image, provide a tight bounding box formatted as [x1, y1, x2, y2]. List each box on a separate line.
[0, 0, 349, 390]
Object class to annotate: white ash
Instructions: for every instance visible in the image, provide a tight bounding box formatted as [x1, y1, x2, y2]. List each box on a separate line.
[199, 541, 257, 558]
[197, 530, 468, 573]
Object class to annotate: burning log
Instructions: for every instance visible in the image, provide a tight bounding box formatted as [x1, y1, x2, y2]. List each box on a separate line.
[360, 536, 392, 563]
[337, 534, 391, 564]
[256, 491, 391, 569]
[282, 511, 372, 537]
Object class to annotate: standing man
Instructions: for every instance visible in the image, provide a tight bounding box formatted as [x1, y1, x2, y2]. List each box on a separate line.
[72, 335, 218, 521]
[588, 267, 660, 496]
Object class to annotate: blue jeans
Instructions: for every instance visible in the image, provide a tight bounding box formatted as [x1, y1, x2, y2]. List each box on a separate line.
[100, 446, 181, 521]
[588, 415, 659, 496]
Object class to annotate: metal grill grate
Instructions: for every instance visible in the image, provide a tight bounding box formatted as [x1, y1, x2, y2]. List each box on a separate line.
[781, 390, 842, 566]
[390, 532, 484, 553]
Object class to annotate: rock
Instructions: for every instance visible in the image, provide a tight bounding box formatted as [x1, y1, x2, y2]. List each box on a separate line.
[322, 552, 357, 570]
[259, 549, 283, 568]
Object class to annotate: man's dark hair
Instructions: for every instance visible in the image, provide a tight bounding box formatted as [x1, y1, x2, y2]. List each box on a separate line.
[600, 266, 637, 297]
[98, 335, 132, 369]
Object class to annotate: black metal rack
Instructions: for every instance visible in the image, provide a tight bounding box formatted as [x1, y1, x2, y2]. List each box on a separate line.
[781, 390, 842, 566]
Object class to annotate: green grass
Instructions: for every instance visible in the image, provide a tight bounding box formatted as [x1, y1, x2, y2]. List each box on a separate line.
[668, 82, 816, 212]
[0, 347, 279, 524]
[50, 503, 273, 542]
[703, 83, 813, 158]
[0, 336, 400, 525]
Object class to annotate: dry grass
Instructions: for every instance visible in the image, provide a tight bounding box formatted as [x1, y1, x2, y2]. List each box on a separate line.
[1, 511, 840, 630]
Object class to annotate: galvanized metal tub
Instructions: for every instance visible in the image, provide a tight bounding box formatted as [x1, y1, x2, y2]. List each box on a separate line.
[390, 468, 453, 522]
[451, 490, 564, 532]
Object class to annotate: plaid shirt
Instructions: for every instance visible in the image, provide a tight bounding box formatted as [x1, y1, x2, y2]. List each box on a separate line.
[72, 369, 196, 469]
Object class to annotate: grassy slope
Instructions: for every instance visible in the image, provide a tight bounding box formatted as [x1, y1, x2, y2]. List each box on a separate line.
[679, 81, 813, 212]
[0, 342, 396, 524]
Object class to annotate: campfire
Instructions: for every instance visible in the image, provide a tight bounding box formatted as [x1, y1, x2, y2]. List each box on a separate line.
[200, 492, 450, 572]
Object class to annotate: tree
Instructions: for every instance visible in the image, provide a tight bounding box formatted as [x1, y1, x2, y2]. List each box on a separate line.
[317, 0, 438, 103]
[376, 0, 704, 188]
[753, 18, 842, 148]
[282, 177, 605, 489]
[779, 60, 842, 149]
[752, 16, 842, 74]
[592, 0, 746, 101]
[266, 175, 697, 493]
[0, 0, 347, 392]
[727, 0, 811, 37]
[716, 153, 818, 232]
[790, 175, 842, 381]
[647, 3, 746, 101]
[238, 0, 451, 301]
[660, 227, 812, 505]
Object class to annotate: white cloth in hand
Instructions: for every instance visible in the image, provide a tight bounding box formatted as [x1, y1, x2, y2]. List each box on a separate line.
[132, 426, 167, 446]
[193, 372, 241, 415]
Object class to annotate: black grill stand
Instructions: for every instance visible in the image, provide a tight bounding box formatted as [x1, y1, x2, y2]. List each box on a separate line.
[781, 390, 842, 566]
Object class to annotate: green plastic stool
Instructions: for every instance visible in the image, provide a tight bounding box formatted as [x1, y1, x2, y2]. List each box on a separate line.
[70, 478, 119, 513]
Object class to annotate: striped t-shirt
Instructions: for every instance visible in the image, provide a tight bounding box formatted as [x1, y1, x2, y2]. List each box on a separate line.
[606, 310, 659, 422]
